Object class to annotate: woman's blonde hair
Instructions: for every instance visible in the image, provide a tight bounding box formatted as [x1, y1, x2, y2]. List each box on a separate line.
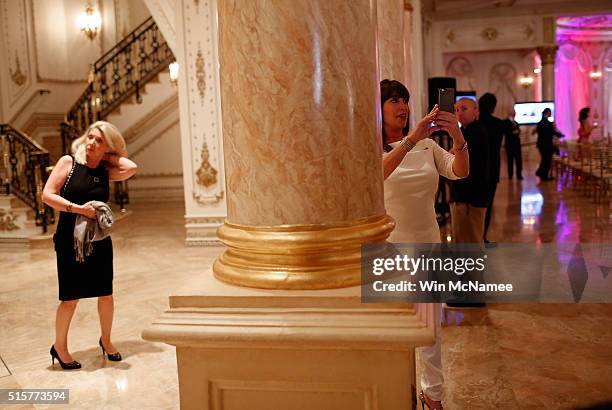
[72, 121, 128, 165]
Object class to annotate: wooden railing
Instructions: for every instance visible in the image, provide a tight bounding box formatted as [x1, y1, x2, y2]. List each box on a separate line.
[0, 124, 54, 232]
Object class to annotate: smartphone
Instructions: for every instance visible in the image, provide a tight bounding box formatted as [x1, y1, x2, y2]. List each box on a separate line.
[438, 88, 455, 113]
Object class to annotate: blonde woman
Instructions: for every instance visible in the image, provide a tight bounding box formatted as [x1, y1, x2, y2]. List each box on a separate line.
[42, 121, 137, 369]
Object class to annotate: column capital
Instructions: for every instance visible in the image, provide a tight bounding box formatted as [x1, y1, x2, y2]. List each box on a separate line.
[536, 45, 558, 65]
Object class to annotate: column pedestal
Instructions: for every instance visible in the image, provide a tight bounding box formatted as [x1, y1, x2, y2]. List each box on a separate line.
[143, 271, 433, 410]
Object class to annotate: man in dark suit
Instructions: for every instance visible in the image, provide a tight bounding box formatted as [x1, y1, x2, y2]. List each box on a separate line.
[478, 93, 507, 245]
[450, 98, 490, 244]
[504, 109, 523, 180]
[448, 98, 489, 308]
[535, 108, 563, 181]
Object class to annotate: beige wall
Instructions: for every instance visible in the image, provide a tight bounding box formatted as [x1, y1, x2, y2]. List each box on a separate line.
[0, 0, 151, 126]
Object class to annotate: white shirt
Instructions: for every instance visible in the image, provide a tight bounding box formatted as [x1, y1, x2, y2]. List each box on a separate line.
[384, 138, 460, 243]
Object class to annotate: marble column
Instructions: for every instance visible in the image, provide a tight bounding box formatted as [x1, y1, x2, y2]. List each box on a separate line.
[214, 0, 394, 290]
[378, 0, 406, 82]
[403, 0, 426, 126]
[144, 4, 434, 410]
[537, 45, 558, 101]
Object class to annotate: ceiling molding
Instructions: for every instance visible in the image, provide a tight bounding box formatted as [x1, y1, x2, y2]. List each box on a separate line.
[426, 0, 612, 21]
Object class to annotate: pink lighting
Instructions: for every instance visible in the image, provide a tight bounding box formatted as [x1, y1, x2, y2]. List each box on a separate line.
[555, 14, 612, 140]
[589, 66, 603, 80]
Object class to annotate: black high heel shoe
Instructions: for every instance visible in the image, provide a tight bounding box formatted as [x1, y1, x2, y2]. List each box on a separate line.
[419, 390, 443, 410]
[99, 338, 122, 361]
[50, 345, 81, 370]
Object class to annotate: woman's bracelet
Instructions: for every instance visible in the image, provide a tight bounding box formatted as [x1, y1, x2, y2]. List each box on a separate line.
[66, 202, 73, 213]
[400, 136, 416, 152]
[457, 141, 468, 152]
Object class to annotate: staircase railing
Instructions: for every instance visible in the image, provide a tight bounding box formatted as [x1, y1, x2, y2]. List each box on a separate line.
[61, 16, 174, 210]
[0, 124, 54, 232]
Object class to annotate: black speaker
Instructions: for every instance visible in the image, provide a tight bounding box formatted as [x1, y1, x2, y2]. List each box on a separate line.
[427, 77, 457, 111]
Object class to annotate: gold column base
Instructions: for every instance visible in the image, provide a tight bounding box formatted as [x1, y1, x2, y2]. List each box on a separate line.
[213, 214, 395, 290]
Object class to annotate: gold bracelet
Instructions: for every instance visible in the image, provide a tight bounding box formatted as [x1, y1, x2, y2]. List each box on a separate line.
[401, 137, 416, 152]
[66, 202, 73, 213]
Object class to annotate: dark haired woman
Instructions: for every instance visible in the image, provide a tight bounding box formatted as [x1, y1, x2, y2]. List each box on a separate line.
[381, 79, 468, 409]
[578, 107, 596, 144]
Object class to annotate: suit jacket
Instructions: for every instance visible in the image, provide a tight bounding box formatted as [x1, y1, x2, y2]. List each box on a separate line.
[536, 118, 563, 152]
[479, 113, 507, 184]
[450, 120, 490, 207]
[503, 119, 520, 148]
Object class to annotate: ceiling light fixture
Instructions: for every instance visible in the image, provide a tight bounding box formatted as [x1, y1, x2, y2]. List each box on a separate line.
[169, 61, 179, 86]
[589, 66, 602, 81]
[519, 73, 534, 88]
[77, 3, 101, 41]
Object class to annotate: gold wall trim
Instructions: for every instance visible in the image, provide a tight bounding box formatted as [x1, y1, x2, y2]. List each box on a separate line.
[213, 214, 395, 290]
[0, 209, 20, 231]
[10, 53, 27, 86]
[196, 141, 218, 188]
[480, 27, 499, 41]
[195, 46, 206, 104]
[537, 45, 558, 65]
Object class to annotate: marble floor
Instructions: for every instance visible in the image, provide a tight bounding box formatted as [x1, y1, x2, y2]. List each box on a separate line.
[1, 151, 612, 409]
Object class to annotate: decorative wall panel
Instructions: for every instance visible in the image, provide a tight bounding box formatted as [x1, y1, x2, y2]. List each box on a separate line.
[440, 16, 541, 53]
[446, 56, 475, 92]
[176, 0, 226, 244]
[1, 0, 32, 104]
[444, 50, 537, 117]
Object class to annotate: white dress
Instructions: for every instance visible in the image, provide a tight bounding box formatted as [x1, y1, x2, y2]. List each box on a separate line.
[383, 137, 460, 402]
[385, 138, 460, 244]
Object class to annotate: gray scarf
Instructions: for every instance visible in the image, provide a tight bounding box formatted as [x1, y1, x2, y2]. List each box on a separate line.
[73, 201, 114, 262]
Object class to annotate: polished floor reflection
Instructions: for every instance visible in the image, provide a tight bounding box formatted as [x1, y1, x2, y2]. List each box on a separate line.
[440, 152, 612, 409]
[1, 153, 611, 409]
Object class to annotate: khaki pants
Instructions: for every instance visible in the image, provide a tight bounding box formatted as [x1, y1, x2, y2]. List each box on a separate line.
[450, 202, 486, 244]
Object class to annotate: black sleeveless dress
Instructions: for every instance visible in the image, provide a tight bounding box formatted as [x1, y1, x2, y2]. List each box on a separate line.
[54, 160, 113, 301]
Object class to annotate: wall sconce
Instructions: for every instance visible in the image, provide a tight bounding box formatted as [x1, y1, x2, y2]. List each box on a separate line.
[169, 61, 179, 86]
[519, 73, 534, 88]
[77, 3, 101, 41]
[589, 66, 602, 81]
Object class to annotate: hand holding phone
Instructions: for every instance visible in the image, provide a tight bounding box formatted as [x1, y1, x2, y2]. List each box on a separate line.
[438, 88, 455, 113]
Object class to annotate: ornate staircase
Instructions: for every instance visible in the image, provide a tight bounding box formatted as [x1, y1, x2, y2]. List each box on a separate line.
[0, 16, 175, 247]
[0, 124, 54, 245]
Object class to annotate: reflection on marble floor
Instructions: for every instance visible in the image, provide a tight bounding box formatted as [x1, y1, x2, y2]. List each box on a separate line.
[0, 154, 611, 409]
[440, 154, 612, 410]
[0, 201, 225, 409]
